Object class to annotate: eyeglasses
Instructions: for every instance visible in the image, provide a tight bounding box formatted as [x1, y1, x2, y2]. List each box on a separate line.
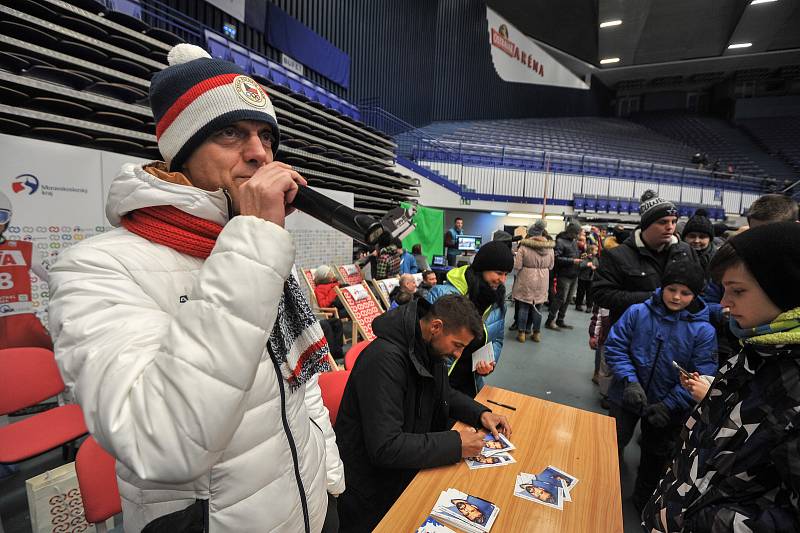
[0, 210, 10, 224]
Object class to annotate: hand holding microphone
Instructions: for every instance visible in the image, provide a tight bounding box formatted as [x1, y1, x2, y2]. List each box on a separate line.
[239, 161, 416, 245]
[238, 162, 307, 228]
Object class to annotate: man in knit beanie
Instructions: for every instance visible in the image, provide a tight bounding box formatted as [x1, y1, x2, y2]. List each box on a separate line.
[592, 190, 698, 326]
[47, 44, 342, 532]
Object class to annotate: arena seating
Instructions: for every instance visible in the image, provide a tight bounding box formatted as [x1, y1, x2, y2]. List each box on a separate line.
[0, 0, 419, 216]
[738, 116, 800, 178]
[400, 117, 695, 167]
[631, 112, 796, 181]
[573, 194, 725, 220]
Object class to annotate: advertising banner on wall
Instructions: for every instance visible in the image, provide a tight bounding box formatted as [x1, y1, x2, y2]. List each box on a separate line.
[207, 0, 245, 21]
[0, 134, 109, 326]
[486, 7, 589, 90]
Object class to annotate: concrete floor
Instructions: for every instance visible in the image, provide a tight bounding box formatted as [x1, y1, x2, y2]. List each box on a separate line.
[1, 299, 646, 533]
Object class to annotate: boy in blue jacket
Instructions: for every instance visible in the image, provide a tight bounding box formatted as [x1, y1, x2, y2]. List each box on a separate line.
[604, 261, 717, 512]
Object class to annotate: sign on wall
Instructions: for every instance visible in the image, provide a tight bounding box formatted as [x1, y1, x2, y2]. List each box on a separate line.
[281, 53, 305, 76]
[486, 7, 589, 90]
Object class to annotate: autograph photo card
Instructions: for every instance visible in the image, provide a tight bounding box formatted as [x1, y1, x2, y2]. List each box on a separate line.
[513, 473, 564, 510]
[481, 433, 515, 456]
[464, 451, 516, 470]
[539, 465, 579, 502]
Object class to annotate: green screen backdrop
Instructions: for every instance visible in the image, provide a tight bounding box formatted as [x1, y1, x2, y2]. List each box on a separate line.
[400, 202, 444, 261]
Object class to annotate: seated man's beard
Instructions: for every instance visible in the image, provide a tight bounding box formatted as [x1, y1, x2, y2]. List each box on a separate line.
[426, 339, 451, 359]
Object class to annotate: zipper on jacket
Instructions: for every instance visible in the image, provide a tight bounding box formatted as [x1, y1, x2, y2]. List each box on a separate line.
[309, 417, 322, 433]
[269, 351, 311, 533]
[222, 189, 233, 221]
[645, 338, 664, 396]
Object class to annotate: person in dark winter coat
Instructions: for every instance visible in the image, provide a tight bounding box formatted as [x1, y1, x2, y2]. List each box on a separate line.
[644, 222, 800, 532]
[575, 244, 599, 312]
[335, 295, 512, 532]
[545, 222, 583, 330]
[605, 261, 718, 512]
[592, 190, 699, 326]
[427, 241, 513, 397]
[682, 208, 717, 273]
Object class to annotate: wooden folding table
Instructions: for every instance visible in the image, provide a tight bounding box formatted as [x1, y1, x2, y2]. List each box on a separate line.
[374, 386, 623, 533]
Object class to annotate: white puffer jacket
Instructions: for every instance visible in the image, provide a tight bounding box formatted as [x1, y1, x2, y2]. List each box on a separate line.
[49, 163, 344, 533]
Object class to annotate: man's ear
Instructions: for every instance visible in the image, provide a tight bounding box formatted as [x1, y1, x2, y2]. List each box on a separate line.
[429, 318, 444, 335]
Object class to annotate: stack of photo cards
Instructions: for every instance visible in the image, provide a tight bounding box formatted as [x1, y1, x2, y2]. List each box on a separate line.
[464, 433, 516, 470]
[430, 488, 500, 533]
[513, 466, 579, 510]
[416, 516, 456, 533]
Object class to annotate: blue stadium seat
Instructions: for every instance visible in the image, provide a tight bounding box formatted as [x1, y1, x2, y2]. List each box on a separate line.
[250, 53, 270, 81]
[596, 197, 609, 212]
[109, 0, 141, 19]
[584, 196, 597, 211]
[619, 198, 632, 213]
[573, 196, 585, 211]
[300, 78, 318, 101]
[204, 30, 230, 61]
[228, 42, 251, 73]
[314, 88, 330, 108]
[284, 71, 304, 94]
[607, 197, 620, 212]
[266, 60, 288, 87]
[326, 92, 344, 113]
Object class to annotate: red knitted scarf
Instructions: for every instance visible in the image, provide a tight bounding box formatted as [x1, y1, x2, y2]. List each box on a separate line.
[120, 204, 331, 390]
[121, 206, 221, 258]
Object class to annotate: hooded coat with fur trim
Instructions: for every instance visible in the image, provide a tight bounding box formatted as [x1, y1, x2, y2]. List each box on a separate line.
[512, 237, 555, 305]
[48, 163, 342, 533]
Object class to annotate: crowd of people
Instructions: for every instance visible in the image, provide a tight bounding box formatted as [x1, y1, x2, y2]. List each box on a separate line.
[8, 45, 796, 533]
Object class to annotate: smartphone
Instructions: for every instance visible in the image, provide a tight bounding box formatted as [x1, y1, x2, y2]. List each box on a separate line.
[672, 360, 691, 378]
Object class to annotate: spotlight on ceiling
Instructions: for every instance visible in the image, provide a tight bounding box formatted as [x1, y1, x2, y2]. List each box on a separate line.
[600, 19, 623, 28]
[600, 57, 620, 64]
[751, 0, 778, 5]
[728, 42, 753, 49]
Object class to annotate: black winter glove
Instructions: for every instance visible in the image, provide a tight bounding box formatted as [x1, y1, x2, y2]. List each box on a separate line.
[622, 380, 647, 414]
[645, 402, 671, 428]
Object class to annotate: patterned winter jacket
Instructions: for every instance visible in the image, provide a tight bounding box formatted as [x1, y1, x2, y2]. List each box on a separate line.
[643, 307, 800, 532]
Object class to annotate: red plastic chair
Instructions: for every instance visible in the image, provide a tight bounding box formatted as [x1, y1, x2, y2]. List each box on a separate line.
[344, 339, 372, 370]
[0, 348, 87, 464]
[76, 436, 121, 532]
[318, 370, 351, 426]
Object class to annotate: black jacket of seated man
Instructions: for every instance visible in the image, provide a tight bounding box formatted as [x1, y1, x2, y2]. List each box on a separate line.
[335, 297, 491, 532]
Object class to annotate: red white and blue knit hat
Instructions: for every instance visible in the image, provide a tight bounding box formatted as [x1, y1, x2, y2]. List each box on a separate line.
[149, 44, 280, 172]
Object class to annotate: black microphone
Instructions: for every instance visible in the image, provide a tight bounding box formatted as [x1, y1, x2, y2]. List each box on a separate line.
[290, 185, 386, 246]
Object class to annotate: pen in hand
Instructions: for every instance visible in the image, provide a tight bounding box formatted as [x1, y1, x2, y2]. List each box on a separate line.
[487, 399, 516, 411]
